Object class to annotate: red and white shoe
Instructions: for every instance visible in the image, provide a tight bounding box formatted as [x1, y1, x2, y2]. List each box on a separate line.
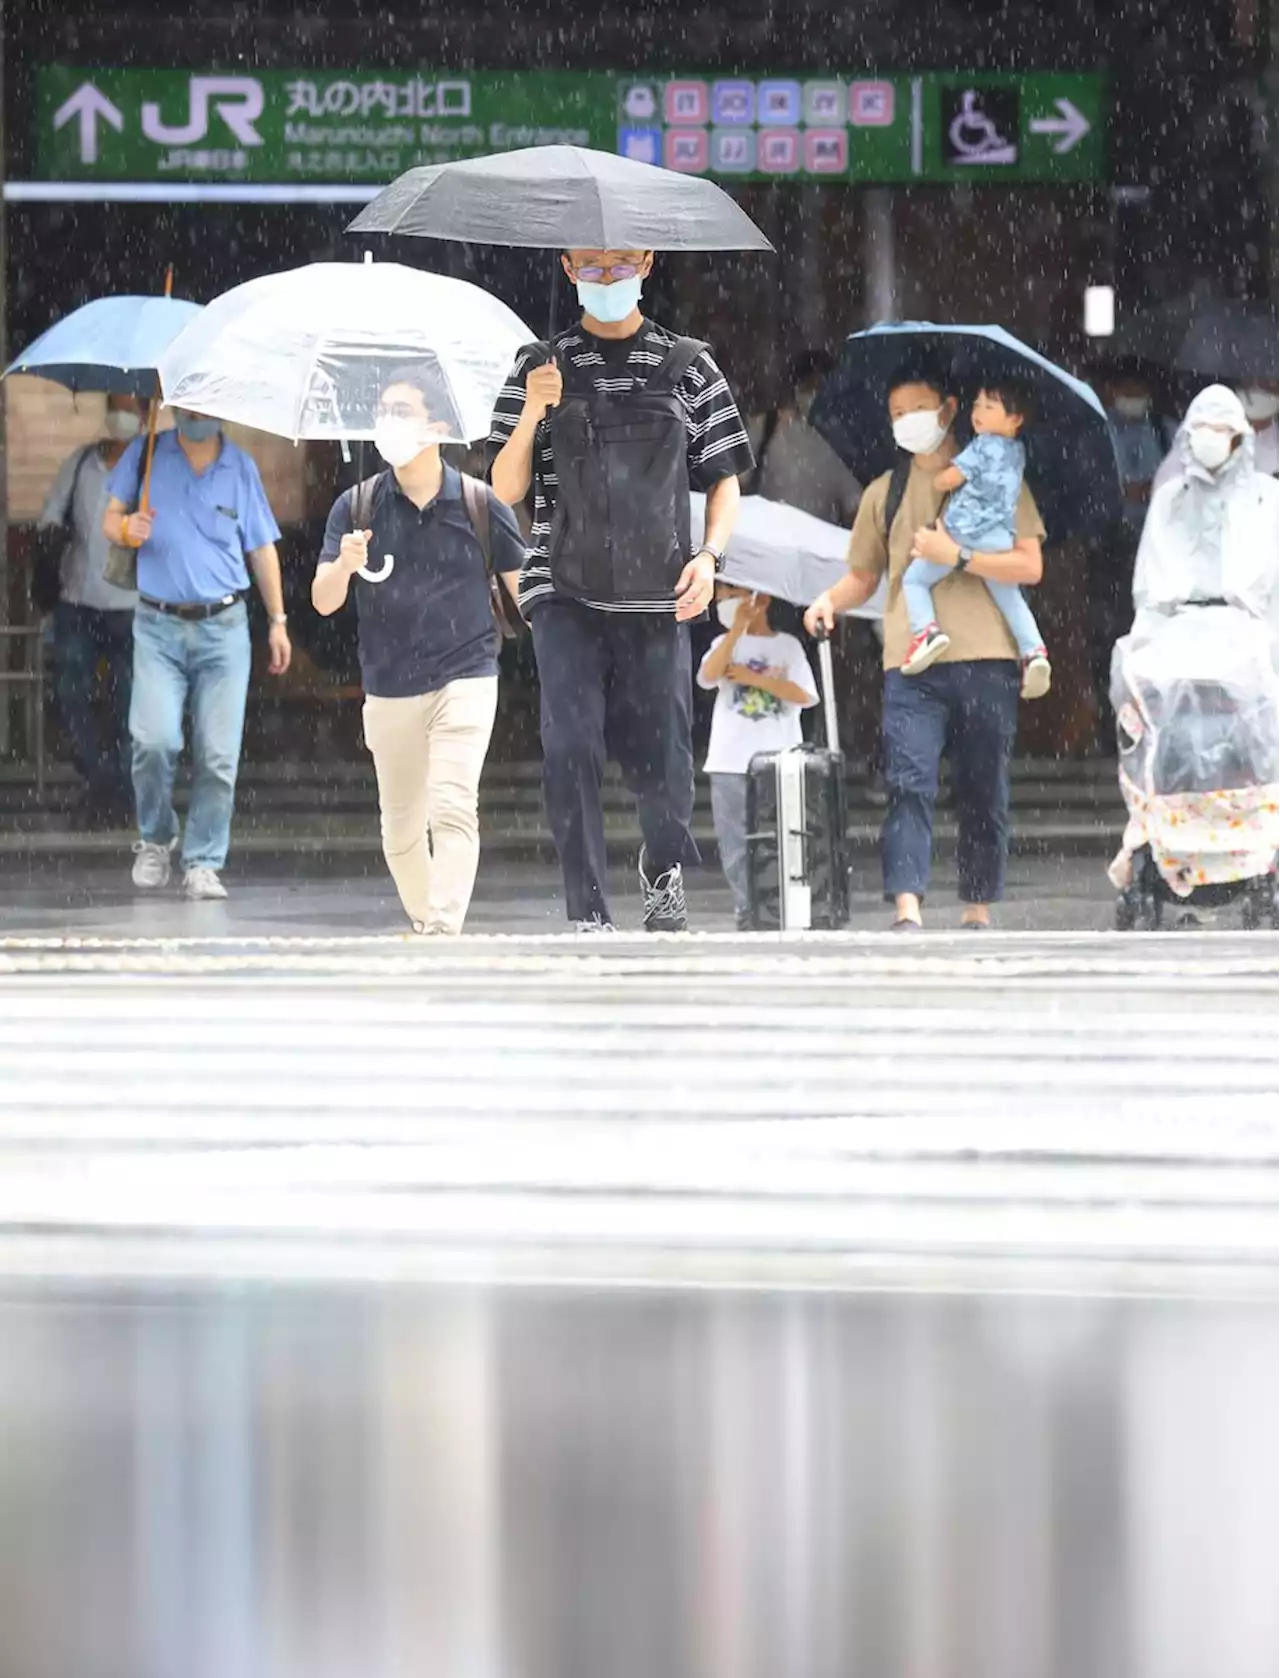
[901, 623, 951, 675]
[1021, 647, 1052, 699]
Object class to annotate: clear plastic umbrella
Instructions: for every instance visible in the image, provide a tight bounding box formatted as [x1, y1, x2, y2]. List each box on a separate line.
[689, 492, 885, 619]
[156, 261, 533, 444]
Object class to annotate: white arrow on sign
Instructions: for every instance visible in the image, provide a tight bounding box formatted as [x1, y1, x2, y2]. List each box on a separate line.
[53, 83, 125, 166]
[1029, 98, 1091, 155]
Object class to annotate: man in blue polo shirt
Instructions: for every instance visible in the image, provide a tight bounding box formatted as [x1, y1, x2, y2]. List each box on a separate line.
[103, 411, 290, 900]
[313, 368, 524, 935]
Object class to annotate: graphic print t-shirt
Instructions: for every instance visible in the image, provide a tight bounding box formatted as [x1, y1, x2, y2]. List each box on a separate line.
[697, 631, 819, 775]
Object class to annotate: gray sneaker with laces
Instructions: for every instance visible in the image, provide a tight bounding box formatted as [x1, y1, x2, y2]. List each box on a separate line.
[639, 848, 688, 933]
[131, 838, 176, 890]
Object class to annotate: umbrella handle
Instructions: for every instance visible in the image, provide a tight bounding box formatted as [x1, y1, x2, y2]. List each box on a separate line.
[546, 255, 559, 342]
[358, 554, 395, 584]
[138, 384, 162, 517]
[138, 268, 174, 517]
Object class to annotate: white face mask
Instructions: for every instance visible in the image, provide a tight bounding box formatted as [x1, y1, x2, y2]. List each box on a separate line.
[1236, 386, 1280, 425]
[1112, 395, 1151, 421]
[892, 406, 949, 456]
[1188, 427, 1234, 472]
[716, 599, 741, 630]
[374, 416, 437, 469]
[104, 409, 142, 442]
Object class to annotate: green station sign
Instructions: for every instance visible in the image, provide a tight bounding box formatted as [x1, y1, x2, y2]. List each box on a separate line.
[33, 66, 1106, 194]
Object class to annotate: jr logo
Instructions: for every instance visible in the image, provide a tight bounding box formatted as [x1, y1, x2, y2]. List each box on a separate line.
[141, 77, 265, 147]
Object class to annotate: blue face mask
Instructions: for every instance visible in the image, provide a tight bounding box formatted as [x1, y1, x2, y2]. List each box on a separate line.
[576, 275, 644, 324]
[174, 412, 221, 443]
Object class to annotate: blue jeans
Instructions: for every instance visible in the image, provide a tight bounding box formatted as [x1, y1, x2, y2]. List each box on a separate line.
[902, 558, 1044, 657]
[130, 601, 251, 870]
[881, 661, 1020, 904]
[52, 603, 133, 801]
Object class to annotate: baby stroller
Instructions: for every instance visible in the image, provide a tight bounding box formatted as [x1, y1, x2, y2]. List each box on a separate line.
[1109, 602, 1279, 930]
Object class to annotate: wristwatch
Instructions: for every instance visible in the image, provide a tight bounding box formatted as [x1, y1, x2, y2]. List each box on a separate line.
[269, 613, 288, 626]
[694, 546, 725, 572]
[955, 545, 974, 572]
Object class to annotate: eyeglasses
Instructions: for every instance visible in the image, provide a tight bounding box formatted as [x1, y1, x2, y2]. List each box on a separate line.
[570, 262, 641, 282]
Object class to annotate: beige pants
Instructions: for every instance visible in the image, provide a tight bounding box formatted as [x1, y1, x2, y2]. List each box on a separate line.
[362, 676, 498, 934]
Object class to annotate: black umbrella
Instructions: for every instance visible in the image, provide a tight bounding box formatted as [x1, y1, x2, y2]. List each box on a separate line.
[810, 322, 1123, 539]
[1174, 302, 1279, 382]
[347, 144, 772, 334]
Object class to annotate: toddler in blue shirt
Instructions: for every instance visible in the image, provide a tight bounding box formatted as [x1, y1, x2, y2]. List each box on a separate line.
[902, 383, 1051, 700]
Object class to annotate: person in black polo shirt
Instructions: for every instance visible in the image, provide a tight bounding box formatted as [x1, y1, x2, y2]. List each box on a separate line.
[313, 369, 524, 935]
[489, 247, 754, 933]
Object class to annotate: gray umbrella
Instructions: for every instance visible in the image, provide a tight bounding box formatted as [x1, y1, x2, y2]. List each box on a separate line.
[347, 144, 772, 252]
[1110, 296, 1197, 367]
[1174, 302, 1278, 380]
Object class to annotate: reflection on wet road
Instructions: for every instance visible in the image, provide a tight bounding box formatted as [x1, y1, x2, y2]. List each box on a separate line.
[1, 931, 1276, 1678]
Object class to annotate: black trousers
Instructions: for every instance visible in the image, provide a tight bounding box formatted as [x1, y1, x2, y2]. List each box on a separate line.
[532, 600, 700, 923]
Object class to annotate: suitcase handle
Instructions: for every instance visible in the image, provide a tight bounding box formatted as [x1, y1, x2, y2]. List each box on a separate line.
[813, 624, 840, 756]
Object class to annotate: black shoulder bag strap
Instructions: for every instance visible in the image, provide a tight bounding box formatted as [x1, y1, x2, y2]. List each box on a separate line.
[460, 473, 525, 639]
[61, 443, 95, 527]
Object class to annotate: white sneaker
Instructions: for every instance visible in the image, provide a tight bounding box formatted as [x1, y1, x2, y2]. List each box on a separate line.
[1021, 649, 1053, 700]
[574, 916, 617, 934]
[183, 866, 228, 901]
[131, 838, 176, 890]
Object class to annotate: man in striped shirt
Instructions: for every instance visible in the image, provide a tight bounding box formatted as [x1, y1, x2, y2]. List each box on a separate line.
[489, 247, 754, 932]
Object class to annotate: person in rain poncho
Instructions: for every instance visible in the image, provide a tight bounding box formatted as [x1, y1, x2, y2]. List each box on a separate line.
[1129, 384, 1278, 643]
[1108, 385, 1280, 894]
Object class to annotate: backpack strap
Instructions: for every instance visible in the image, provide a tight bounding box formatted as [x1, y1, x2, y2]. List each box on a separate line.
[646, 335, 711, 396]
[347, 471, 384, 533]
[460, 472, 525, 639]
[459, 473, 492, 569]
[880, 454, 913, 542]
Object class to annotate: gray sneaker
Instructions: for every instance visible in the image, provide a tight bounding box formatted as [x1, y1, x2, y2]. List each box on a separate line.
[183, 866, 228, 901]
[131, 838, 176, 890]
[574, 915, 617, 934]
[639, 848, 688, 933]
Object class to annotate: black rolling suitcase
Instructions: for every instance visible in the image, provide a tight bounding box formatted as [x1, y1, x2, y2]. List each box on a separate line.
[745, 629, 850, 930]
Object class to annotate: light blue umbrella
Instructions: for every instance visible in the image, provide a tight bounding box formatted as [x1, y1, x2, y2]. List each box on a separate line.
[4, 293, 203, 396]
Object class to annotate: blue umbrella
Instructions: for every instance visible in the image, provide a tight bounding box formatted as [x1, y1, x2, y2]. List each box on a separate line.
[810, 321, 1123, 539]
[4, 293, 203, 396]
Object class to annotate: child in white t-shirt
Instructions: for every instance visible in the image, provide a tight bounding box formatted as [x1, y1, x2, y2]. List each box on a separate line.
[698, 585, 819, 928]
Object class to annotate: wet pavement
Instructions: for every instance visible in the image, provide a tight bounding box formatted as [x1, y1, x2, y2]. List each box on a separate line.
[0, 847, 1193, 940]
